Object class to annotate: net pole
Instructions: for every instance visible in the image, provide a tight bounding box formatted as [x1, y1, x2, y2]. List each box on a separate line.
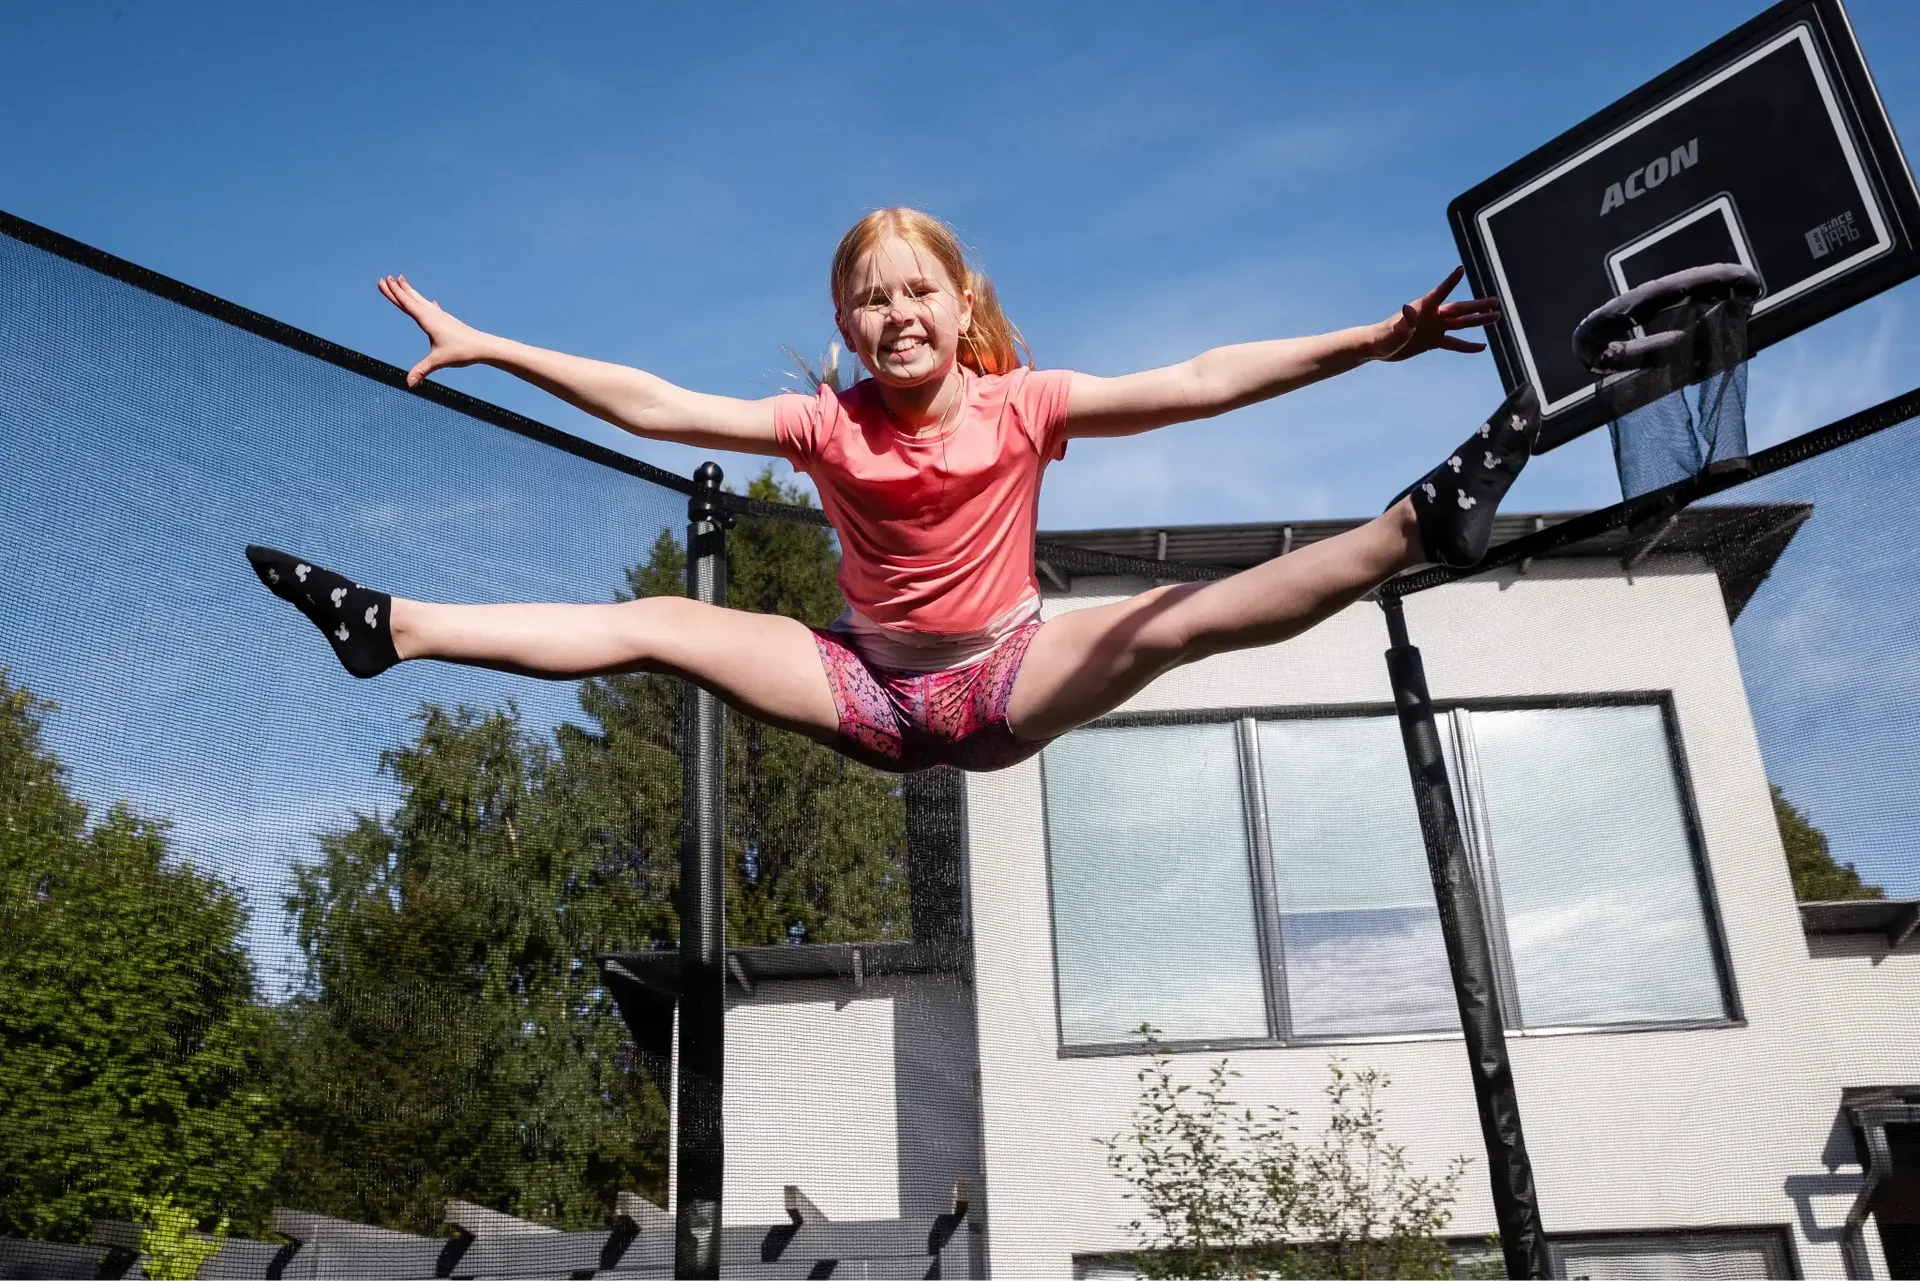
[1380, 595, 1550, 1278]
[676, 461, 730, 1279]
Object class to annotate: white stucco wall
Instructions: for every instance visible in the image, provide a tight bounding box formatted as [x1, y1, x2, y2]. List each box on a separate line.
[720, 970, 985, 1228]
[960, 557, 1920, 1279]
[1801, 932, 1920, 1089]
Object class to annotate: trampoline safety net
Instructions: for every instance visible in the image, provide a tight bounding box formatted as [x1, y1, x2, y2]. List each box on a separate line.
[3, 209, 1919, 1281]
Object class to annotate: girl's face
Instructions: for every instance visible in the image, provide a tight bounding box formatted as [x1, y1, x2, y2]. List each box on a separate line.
[837, 236, 972, 388]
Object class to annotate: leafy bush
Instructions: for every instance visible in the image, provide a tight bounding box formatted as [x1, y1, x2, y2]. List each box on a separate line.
[1098, 1028, 1481, 1279]
[133, 1193, 227, 1280]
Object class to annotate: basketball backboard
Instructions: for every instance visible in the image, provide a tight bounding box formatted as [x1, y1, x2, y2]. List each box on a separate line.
[1450, 0, 1920, 451]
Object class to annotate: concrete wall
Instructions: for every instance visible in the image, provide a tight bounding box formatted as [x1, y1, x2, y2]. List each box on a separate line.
[961, 557, 1920, 1279]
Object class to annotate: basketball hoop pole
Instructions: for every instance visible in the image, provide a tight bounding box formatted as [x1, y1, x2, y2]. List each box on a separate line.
[1380, 594, 1550, 1279]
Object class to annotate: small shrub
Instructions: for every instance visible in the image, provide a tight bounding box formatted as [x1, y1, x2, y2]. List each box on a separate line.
[1097, 1027, 1475, 1279]
[133, 1194, 228, 1281]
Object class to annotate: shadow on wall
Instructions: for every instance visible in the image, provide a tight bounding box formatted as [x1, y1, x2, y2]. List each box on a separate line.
[728, 969, 986, 1224]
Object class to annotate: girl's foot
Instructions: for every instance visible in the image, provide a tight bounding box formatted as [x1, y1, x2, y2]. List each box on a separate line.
[1400, 383, 1541, 568]
[245, 546, 398, 678]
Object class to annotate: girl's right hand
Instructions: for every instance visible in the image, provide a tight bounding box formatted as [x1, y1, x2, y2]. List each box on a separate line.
[377, 274, 491, 387]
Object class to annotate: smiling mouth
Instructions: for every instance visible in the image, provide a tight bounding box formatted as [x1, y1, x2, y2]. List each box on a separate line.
[881, 336, 926, 357]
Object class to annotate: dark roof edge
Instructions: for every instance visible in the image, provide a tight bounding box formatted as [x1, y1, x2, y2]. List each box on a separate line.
[1800, 898, 1920, 948]
[1038, 502, 1812, 622]
[603, 939, 963, 993]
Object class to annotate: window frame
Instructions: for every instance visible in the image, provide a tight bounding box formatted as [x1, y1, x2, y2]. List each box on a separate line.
[1041, 694, 1744, 1057]
[1039, 714, 1279, 1052]
[1072, 1226, 1800, 1280]
[1544, 1225, 1801, 1279]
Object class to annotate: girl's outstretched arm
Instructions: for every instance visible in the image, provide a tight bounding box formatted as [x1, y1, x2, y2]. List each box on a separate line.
[1061, 267, 1499, 440]
[377, 274, 784, 456]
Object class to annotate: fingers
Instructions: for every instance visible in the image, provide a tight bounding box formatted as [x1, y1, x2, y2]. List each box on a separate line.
[379, 273, 460, 387]
[1420, 265, 1467, 309]
[1385, 268, 1505, 361]
[1439, 303, 1501, 330]
[378, 273, 436, 314]
[378, 274, 418, 314]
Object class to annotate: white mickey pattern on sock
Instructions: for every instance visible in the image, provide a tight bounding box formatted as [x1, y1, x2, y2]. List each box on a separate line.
[1398, 384, 1540, 569]
[247, 546, 401, 679]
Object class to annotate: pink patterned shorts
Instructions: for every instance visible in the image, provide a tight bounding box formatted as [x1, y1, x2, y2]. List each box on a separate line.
[810, 621, 1050, 774]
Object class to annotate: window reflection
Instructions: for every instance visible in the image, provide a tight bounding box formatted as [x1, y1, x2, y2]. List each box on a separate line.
[1043, 723, 1269, 1046]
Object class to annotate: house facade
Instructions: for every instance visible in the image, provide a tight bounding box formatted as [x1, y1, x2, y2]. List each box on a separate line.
[716, 508, 1920, 1280]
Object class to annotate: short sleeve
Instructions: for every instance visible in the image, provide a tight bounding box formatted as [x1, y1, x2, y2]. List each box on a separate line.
[1012, 367, 1075, 461]
[772, 385, 833, 471]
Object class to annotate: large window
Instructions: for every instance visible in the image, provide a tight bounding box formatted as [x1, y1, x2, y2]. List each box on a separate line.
[1045, 722, 1271, 1045]
[1041, 702, 1735, 1050]
[1257, 716, 1458, 1037]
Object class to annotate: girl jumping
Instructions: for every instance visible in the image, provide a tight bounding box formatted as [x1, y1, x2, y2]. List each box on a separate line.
[247, 207, 1538, 774]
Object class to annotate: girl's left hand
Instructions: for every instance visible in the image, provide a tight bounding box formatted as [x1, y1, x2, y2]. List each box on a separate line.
[1374, 267, 1501, 362]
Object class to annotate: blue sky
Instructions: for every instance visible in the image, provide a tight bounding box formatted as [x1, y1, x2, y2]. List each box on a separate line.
[2, 0, 1918, 986]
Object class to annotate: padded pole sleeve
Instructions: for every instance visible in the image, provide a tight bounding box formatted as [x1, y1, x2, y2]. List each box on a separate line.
[677, 462, 730, 1280]
[1382, 599, 1551, 1279]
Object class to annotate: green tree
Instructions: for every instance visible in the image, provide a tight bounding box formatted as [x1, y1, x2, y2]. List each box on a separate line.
[1099, 1031, 1477, 1280]
[271, 468, 909, 1230]
[269, 703, 666, 1232]
[1773, 784, 1882, 902]
[0, 668, 283, 1244]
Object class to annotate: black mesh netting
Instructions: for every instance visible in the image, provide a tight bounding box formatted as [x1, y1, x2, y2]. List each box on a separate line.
[1716, 411, 1920, 914]
[0, 217, 694, 1255]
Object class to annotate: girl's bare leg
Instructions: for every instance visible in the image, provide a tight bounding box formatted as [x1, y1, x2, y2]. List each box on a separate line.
[1006, 498, 1423, 741]
[1008, 383, 1543, 742]
[392, 595, 842, 744]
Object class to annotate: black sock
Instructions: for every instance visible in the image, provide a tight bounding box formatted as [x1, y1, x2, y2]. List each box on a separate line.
[1397, 383, 1542, 568]
[245, 546, 398, 679]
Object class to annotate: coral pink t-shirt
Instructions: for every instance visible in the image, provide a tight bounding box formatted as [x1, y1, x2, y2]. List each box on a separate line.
[774, 367, 1074, 636]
